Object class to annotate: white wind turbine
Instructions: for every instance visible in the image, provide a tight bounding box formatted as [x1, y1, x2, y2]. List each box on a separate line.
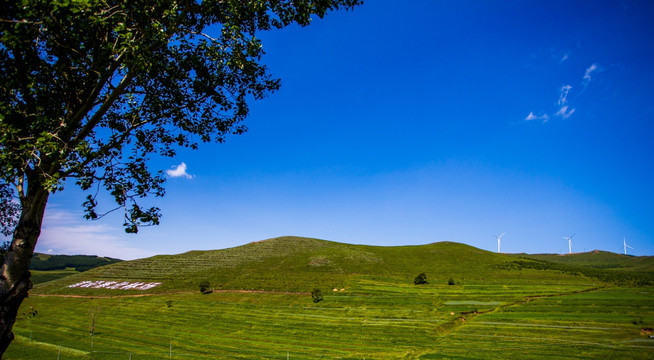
[623, 237, 633, 255]
[495, 232, 505, 253]
[562, 233, 575, 254]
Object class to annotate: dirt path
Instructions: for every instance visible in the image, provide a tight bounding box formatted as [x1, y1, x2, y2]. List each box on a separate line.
[434, 285, 608, 336]
[31, 289, 310, 299]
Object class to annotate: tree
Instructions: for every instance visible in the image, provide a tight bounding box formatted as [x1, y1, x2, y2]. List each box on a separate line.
[89, 307, 100, 348]
[311, 288, 323, 303]
[199, 280, 211, 294]
[413, 272, 428, 285]
[0, 0, 361, 355]
[0, 242, 8, 267]
[448, 278, 456, 285]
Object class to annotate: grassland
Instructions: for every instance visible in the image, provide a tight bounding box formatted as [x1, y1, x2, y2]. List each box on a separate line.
[7, 237, 654, 359]
[30, 253, 123, 272]
[30, 268, 80, 285]
[513, 251, 654, 273]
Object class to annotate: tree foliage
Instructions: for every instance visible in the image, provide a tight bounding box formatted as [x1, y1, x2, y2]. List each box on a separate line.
[413, 272, 427, 285]
[0, 0, 361, 234]
[0, 0, 361, 354]
[199, 280, 211, 294]
[311, 288, 323, 303]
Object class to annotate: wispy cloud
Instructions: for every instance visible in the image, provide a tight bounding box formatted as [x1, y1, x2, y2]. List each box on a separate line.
[582, 63, 599, 91]
[166, 162, 194, 179]
[559, 53, 569, 63]
[555, 105, 576, 119]
[583, 63, 598, 81]
[36, 209, 156, 260]
[523, 61, 602, 124]
[558, 85, 572, 106]
[525, 112, 550, 123]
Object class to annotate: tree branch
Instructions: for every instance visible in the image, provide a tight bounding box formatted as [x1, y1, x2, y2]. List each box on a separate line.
[69, 70, 136, 149]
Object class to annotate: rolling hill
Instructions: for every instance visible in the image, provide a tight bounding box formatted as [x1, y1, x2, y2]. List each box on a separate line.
[28, 253, 124, 285]
[512, 250, 654, 273]
[30, 253, 123, 271]
[34, 236, 652, 295]
[11, 236, 654, 359]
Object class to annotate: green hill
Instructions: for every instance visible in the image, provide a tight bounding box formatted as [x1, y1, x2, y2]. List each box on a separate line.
[30, 253, 123, 272]
[34, 236, 651, 296]
[26, 253, 123, 285]
[13, 237, 654, 359]
[512, 250, 654, 273]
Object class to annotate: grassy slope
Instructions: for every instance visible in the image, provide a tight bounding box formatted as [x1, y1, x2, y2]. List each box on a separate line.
[35, 236, 589, 295]
[30, 253, 123, 271]
[513, 250, 654, 273]
[30, 268, 80, 285]
[9, 237, 654, 359]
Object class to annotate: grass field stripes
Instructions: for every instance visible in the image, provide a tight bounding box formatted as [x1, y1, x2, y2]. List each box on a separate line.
[8, 285, 654, 359]
[10, 239, 654, 359]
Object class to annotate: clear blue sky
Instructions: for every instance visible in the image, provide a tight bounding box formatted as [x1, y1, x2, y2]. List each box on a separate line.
[27, 0, 654, 259]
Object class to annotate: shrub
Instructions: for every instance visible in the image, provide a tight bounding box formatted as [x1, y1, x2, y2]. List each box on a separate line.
[448, 278, 456, 285]
[414, 272, 428, 285]
[311, 289, 323, 303]
[199, 281, 212, 294]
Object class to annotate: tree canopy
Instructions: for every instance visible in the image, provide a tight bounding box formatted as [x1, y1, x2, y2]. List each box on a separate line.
[0, 0, 359, 234]
[0, 0, 361, 354]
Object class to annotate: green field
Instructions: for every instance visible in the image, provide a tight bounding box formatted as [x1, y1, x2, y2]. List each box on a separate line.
[30, 268, 81, 285]
[513, 250, 654, 273]
[7, 237, 654, 359]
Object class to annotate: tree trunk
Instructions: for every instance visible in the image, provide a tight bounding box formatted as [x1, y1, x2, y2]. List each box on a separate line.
[0, 186, 49, 358]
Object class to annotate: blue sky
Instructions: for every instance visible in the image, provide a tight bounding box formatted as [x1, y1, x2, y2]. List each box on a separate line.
[26, 0, 654, 259]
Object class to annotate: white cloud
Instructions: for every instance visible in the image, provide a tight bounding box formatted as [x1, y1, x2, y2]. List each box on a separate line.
[581, 63, 599, 92]
[558, 85, 572, 106]
[525, 112, 550, 123]
[523, 63, 598, 124]
[555, 105, 576, 119]
[36, 209, 156, 260]
[583, 63, 598, 81]
[166, 162, 194, 179]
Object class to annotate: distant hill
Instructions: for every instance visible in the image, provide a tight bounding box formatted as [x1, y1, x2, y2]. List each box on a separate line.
[30, 253, 123, 272]
[36, 236, 516, 293]
[511, 250, 654, 273]
[34, 236, 653, 295]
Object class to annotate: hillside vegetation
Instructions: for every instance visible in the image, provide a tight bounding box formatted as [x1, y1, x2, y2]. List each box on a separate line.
[9, 237, 653, 359]
[35, 236, 603, 295]
[30, 253, 123, 272]
[514, 250, 654, 273]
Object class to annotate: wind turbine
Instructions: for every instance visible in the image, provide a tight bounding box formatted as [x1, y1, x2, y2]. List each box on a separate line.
[562, 233, 575, 254]
[495, 232, 505, 253]
[623, 237, 633, 255]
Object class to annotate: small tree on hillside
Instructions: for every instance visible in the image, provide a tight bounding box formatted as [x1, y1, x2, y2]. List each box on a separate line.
[89, 307, 100, 347]
[414, 272, 428, 285]
[311, 289, 323, 303]
[199, 281, 211, 294]
[448, 278, 456, 285]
